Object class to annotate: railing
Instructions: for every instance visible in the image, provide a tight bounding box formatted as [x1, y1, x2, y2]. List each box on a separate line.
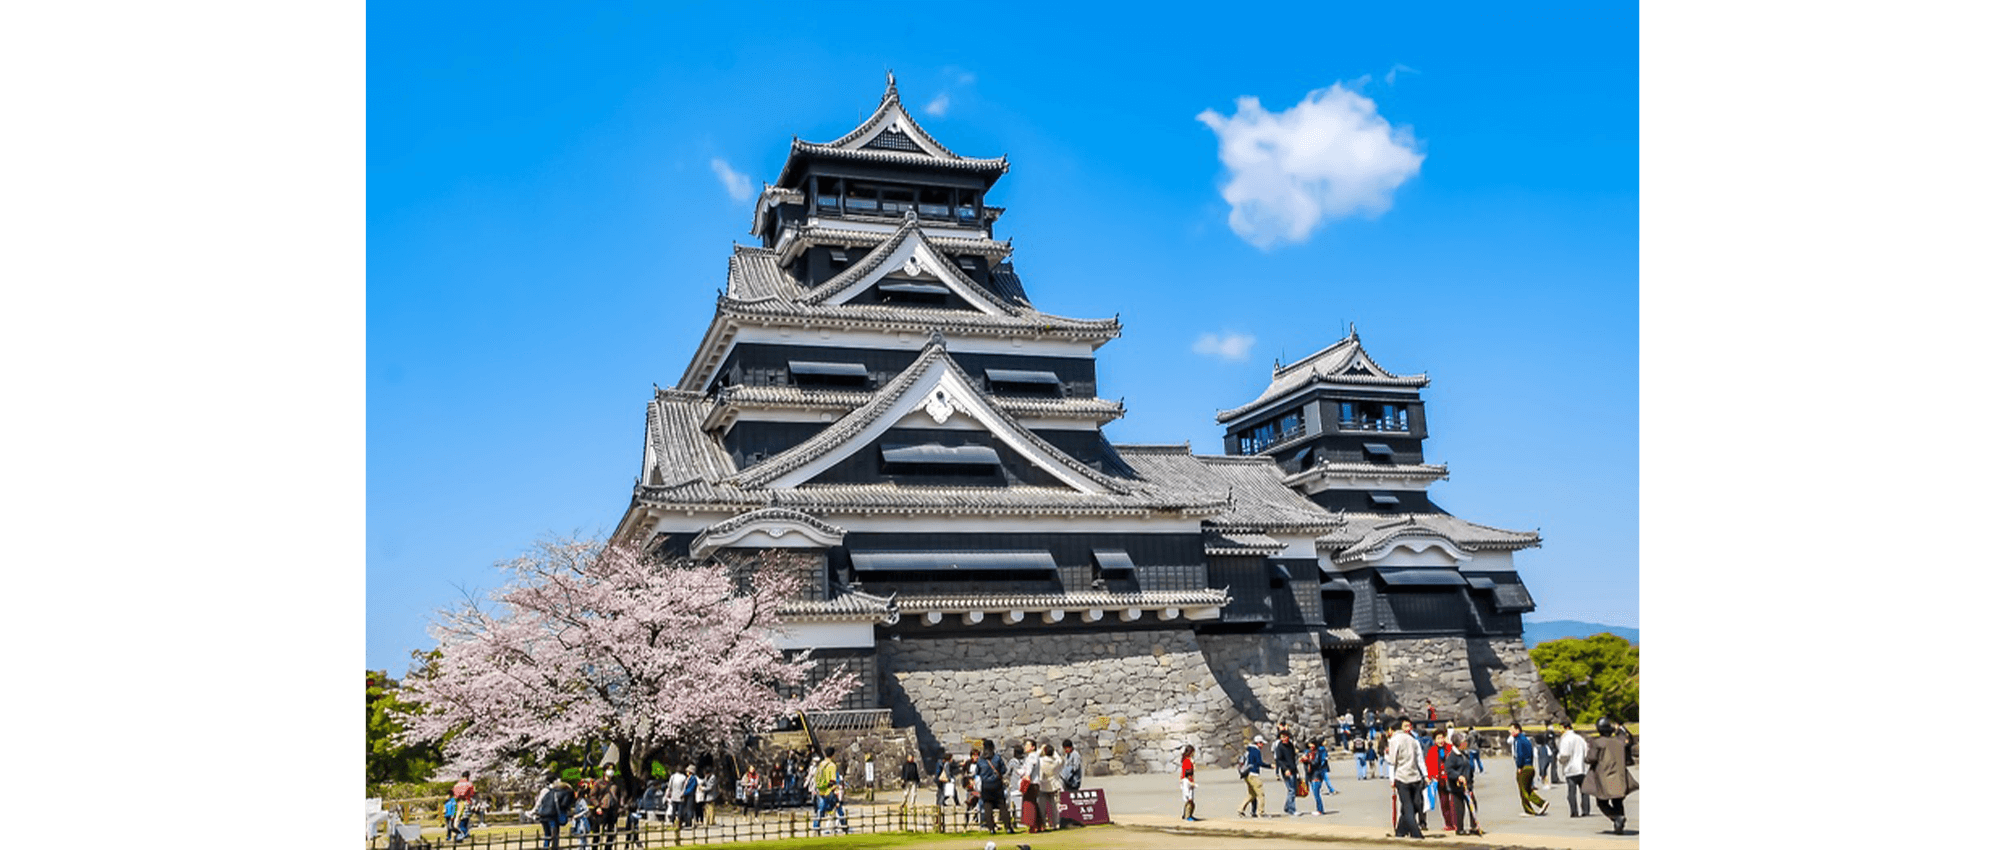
[1336, 418, 1408, 433]
[1241, 424, 1307, 455]
[367, 803, 1012, 849]
[803, 708, 893, 731]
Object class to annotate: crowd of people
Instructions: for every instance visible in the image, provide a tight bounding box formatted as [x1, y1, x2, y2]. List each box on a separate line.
[892, 737, 1087, 836]
[1175, 709, 1636, 841]
[455, 711, 1634, 847]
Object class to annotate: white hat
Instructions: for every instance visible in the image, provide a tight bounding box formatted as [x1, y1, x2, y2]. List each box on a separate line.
[1253, 735, 1267, 744]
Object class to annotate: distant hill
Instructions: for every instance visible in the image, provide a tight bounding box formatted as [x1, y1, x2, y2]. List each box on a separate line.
[1522, 620, 1639, 647]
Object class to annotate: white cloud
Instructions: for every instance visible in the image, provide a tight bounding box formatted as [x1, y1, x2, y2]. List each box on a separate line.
[1385, 63, 1420, 85]
[1193, 331, 1257, 361]
[1196, 84, 1424, 249]
[924, 94, 950, 117]
[709, 157, 752, 202]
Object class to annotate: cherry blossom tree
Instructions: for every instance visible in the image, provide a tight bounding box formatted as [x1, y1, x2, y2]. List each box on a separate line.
[395, 536, 855, 786]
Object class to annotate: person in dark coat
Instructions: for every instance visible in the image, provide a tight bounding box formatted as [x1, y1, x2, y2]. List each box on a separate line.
[1580, 718, 1638, 835]
[1444, 733, 1482, 836]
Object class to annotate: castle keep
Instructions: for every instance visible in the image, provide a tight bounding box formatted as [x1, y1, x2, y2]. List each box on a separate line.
[612, 75, 1563, 773]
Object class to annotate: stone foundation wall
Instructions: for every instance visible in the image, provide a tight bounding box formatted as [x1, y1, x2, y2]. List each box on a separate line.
[878, 628, 1329, 775]
[1348, 635, 1565, 726]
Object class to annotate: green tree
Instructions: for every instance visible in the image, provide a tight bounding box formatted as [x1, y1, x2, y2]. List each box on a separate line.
[1529, 633, 1639, 725]
[367, 665, 443, 791]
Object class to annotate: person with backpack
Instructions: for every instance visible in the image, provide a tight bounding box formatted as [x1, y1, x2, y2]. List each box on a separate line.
[810, 747, 847, 834]
[533, 772, 576, 850]
[975, 740, 1017, 834]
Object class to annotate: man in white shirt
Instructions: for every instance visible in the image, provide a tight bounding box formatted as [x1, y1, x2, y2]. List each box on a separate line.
[1556, 720, 1592, 817]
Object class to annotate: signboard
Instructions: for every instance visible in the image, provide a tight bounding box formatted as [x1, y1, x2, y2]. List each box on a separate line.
[1057, 788, 1111, 826]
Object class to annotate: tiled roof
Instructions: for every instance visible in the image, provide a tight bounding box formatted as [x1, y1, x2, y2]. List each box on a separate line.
[772, 224, 1011, 266]
[1316, 512, 1541, 563]
[891, 588, 1229, 614]
[713, 384, 1125, 422]
[1324, 628, 1364, 648]
[1217, 329, 1428, 423]
[797, 214, 1015, 312]
[1282, 461, 1450, 488]
[1116, 446, 1343, 533]
[723, 245, 1119, 340]
[779, 588, 896, 622]
[634, 351, 1228, 518]
[774, 73, 1008, 187]
[1203, 529, 1286, 556]
[727, 340, 1130, 493]
[750, 185, 805, 237]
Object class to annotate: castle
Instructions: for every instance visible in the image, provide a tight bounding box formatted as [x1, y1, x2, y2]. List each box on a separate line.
[611, 75, 1563, 773]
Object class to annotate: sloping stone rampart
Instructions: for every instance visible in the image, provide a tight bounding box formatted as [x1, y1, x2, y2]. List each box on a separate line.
[879, 628, 1329, 775]
[1350, 635, 1565, 725]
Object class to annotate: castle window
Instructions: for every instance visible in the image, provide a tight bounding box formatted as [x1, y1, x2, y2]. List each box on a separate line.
[918, 187, 952, 219]
[1337, 401, 1409, 432]
[1237, 407, 1307, 453]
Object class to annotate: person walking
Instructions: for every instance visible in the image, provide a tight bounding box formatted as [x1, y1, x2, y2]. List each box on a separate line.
[899, 754, 920, 810]
[809, 747, 845, 834]
[1236, 734, 1269, 818]
[1179, 744, 1199, 821]
[1536, 726, 1558, 788]
[532, 772, 575, 850]
[1582, 718, 1638, 835]
[1305, 736, 1334, 815]
[448, 771, 476, 842]
[1275, 730, 1300, 816]
[1508, 723, 1550, 816]
[1386, 718, 1426, 839]
[1557, 720, 1592, 817]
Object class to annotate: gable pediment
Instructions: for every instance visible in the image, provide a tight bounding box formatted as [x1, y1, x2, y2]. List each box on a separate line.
[727, 342, 1125, 495]
[802, 215, 1013, 316]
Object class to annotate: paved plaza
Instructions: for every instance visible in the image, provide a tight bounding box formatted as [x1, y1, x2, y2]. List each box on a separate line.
[1012, 760, 1639, 849]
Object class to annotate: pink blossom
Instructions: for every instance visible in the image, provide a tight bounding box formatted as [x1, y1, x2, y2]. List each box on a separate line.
[396, 537, 856, 772]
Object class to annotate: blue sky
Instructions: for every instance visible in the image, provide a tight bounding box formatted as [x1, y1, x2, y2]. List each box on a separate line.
[367, 2, 1638, 674]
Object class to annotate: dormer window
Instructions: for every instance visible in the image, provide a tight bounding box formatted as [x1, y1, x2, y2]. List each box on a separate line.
[880, 442, 1004, 481]
[985, 368, 1063, 397]
[878, 280, 950, 305]
[788, 360, 869, 388]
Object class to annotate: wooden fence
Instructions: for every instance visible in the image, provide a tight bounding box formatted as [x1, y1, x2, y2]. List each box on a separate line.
[367, 803, 1009, 849]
